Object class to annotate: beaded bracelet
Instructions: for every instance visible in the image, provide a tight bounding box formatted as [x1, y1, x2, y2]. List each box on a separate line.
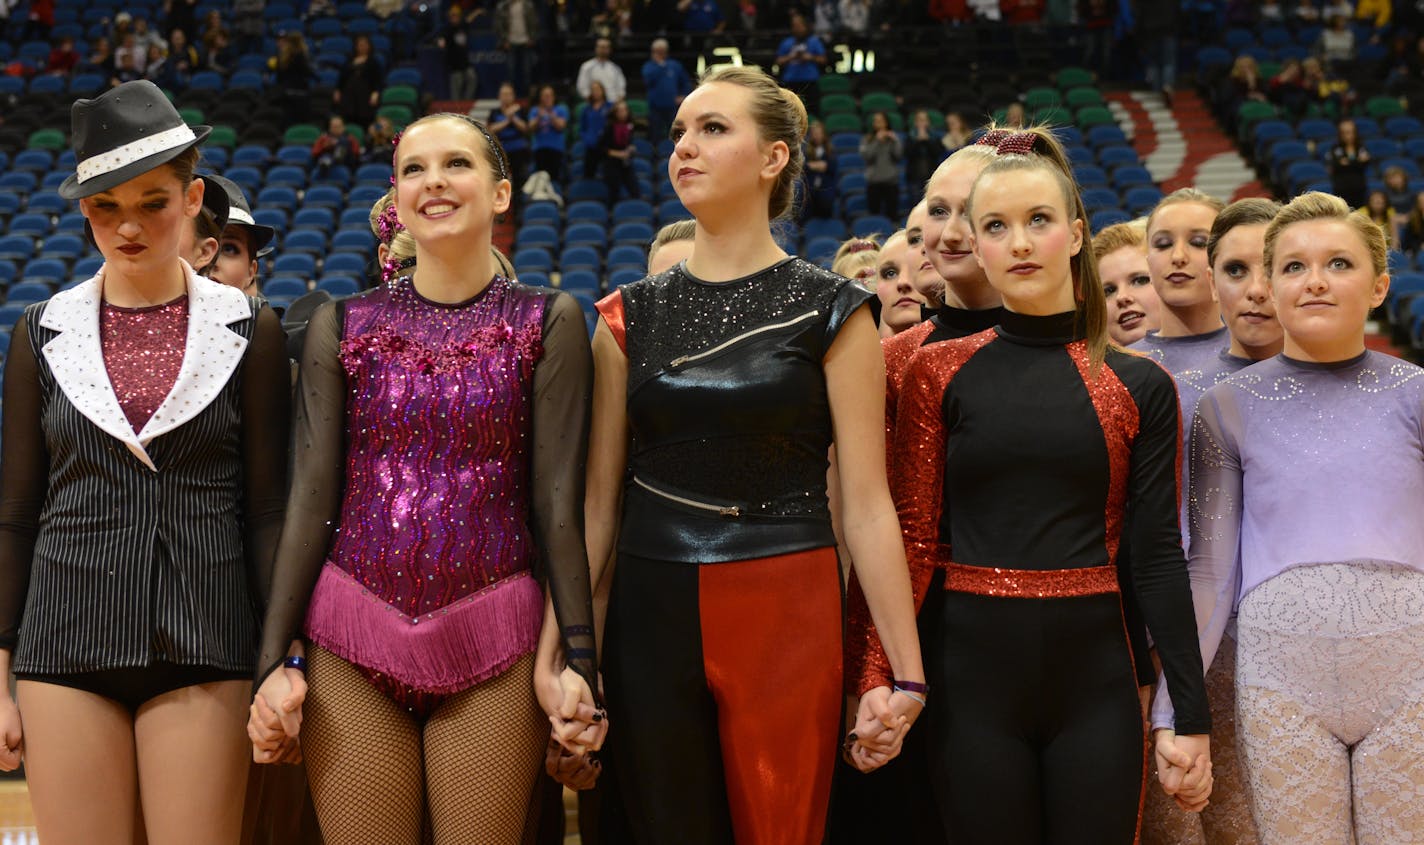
[283, 655, 308, 673]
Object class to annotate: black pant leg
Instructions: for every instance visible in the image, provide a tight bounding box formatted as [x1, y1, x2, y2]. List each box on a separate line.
[602, 554, 734, 845]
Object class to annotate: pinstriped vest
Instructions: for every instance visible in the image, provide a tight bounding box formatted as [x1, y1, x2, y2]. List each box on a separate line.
[13, 298, 262, 675]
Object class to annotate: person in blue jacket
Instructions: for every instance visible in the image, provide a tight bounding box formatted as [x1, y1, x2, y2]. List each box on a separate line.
[641, 38, 691, 144]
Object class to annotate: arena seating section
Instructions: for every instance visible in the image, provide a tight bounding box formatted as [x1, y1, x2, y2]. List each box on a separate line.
[2, 6, 1423, 357]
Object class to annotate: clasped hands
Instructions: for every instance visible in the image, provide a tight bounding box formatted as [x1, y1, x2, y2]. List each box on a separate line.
[843, 685, 923, 773]
[248, 650, 307, 765]
[537, 664, 607, 791]
[1154, 729, 1213, 812]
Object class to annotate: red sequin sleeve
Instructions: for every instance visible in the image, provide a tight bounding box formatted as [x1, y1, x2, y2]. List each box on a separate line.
[847, 337, 987, 694]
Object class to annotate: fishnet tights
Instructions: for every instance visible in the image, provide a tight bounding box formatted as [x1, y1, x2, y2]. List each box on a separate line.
[1142, 630, 1259, 845]
[302, 645, 546, 845]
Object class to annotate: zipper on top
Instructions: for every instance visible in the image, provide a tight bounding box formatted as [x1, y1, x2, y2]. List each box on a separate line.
[667, 309, 820, 368]
[633, 476, 741, 518]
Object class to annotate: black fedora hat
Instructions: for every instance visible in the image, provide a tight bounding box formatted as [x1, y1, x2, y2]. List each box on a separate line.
[60, 80, 211, 200]
[202, 173, 277, 257]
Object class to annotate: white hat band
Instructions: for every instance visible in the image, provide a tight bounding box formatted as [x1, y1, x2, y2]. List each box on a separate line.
[76, 124, 197, 184]
[228, 207, 256, 226]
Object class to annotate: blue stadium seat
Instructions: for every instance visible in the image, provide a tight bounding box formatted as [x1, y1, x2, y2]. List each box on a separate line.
[802, 218, 846, 242]
[609, 267, 646, 287]
[1295, 118, 1336, 145]
[8, 214, 50, 237]
[611, 221, 654, 245]
[0, 194, 17, 217]
[272, 255, 317, 278]
[520, 271, 552, 288]
[284, 230, 328, 254]
[1090, 208, 1131, 230]
[561, 246, 601, 271]
[611, 199, 654, 223]
[1365, 138, 1402, 160]
[276, 145, 313, 165]
[567, 201, 609, 225]
[852, 215, 895, 238]
[41, 235, 85, 259]
[564, 223, 607, 248]
[1067, 146, 1096, 167]
[312, 165, 352, 188]
[804, 236, 841, 266]
[189, 71, 224, 91]
[28, 75, 66, 96]
[231, 145, 271, 168]
[309, 16, 342, 36]
[203, 147, 231, 170]
[1123, 186, 1163, 214]
[0, 237, 36, 261]
[331, 229, 375, 253]
[263, 278, 309, 298]
[54, 213, 87, 236]
[1112, 166, 1153, 189]
[567, 180, 609, 203]
[841, 194, 868, 217]
[0, 173, 37, 193]
[837, 172, 867, 194]
[229, 70, 265, 91]
[346, 17, 380, 34]
[304, 185, 346, 206]
[603, 245, 645, 268]
[513, 248, 554, 273]
[7, 280, 55, 302]
[1197, 41, 1231, 72]
[657, 199, 688, 223]
[355, 163, 393, 185]
[1351, 118, 1382, 139]
[512, 223, 555, 250]
[386, 67, 422, 87]
[265, 166, 308, 189]
[73, 257, 103, 278]
[338, 207, 370, 228]
[348, 186, 388, 207]
[256, 187, 299, 212]
[1385, 116, 1423, 140]
[25, 192, 69, 215]
[0, 78, 20, 97]
[1086, 125, 1127, 148]
[560, 270, 601, 294]
[1286, 160, 1329, 194]
[323, 253, 368, 275]
[253, 208, 290, 229]
[0, 260, 15, 285]
[11, 150, 54, 173]
[1082, 187, 1121, 211]
[316, 275, 361, 296]
[236, 53, 270, 73]
[522, 202, 561, 225]
[1073, 165, 1108, 188]
[293, 207, 336, 230]
[1097, 146, 1140, 169]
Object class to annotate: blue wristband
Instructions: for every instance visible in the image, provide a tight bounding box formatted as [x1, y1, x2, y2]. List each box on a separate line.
[283, 655, 308, 673]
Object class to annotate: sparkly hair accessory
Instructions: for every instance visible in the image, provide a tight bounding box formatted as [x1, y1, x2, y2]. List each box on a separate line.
[974, 129, 1038, 157]
[376, 202, 404, 245]
[846, 240, 877, 254]
[382, 254, 413, 284]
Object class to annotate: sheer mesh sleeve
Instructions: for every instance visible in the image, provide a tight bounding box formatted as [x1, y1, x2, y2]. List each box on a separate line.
[1150, 391, 1243, 729]
[255, 300, 347, 684]
[242, 305, 294, 606]
[0, 314, 48, 651]
[531, 292, 599, 696]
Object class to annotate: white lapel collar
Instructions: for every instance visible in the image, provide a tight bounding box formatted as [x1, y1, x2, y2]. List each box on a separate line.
[135, 264, 252, 445]
[39, 269, 158, 470]
[38, 264, 253, 472]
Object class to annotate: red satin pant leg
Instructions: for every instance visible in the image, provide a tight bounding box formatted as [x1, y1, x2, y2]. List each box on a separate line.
[698, 547, 843, 845]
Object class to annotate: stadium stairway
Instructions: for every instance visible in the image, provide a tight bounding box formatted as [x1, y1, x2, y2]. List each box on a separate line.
[1106, 90, 1270, 202]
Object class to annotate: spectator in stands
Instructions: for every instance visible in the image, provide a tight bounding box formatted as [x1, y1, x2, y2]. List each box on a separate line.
[1002, 100, 1027, 128]
[487, 81, 531, 192]
[1361, 189, 1401, 247]
[576, 37, 627, 103]
[334, 34, 384, 132]
[162, 0, 198, 47]
[1317, 13, 1357, 68]
[364, 113, 397, 164]
[111, 10, 134, 44]
[941, 111, 970, 152]
[1138, 0, 1181, 102]
[440, 5, 482, 102]
[590, 0, 635, 40]
[905, 109, 940, 196]
[199, 11, 233, 73]
[81, 36, 115, 77]
[1384, 165, 1413, 214]
[1321, 0, 1355, 20]
[860, 111, 902, 219]
[1080, 0, 1113, 77]
[366, 0, 401, 20]
[839, 0, 872, 35]
[599, 98, 640, 202]
[529, 84, 569, 181]
[113, 48, 143, 85]
[642, 38, 691, 143]
[46, 36, 79, 75]
[271, 31, 315, 125]
[679, 0, 725, 33]
[232, 0, 265, 56]
[143, 43, 171, 86]
[1402, 191, 1424, 253]
[1268, 58, 1312, 119]
[23, 0, 52, 41]
[1229, 54, 1270, 106]
[0, 80, 290, 845]
[495, 0, 540, 98]
[167, 29, 201, 80]
[1356, 0, 1393, 28]
[1300, 56, 1352, 114]
[831, 235, 881, 286]
[801, 118, 837, 221]
[1328, 118, 1371, 208]
[580, 80, 612, 180]
[1094, 219, 1161, 346]
[313, 114, 362, 176]
[871, 229, 929, 337]
[133, 16, 165, 53]
[812, 0, 838, 37]
[648, 218, 697, 274]
[1258, 0, 1285, 24]
[115, 33, 148, 74]
[776, 12, 827, 113]
[1294, 0, 1323, 25]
